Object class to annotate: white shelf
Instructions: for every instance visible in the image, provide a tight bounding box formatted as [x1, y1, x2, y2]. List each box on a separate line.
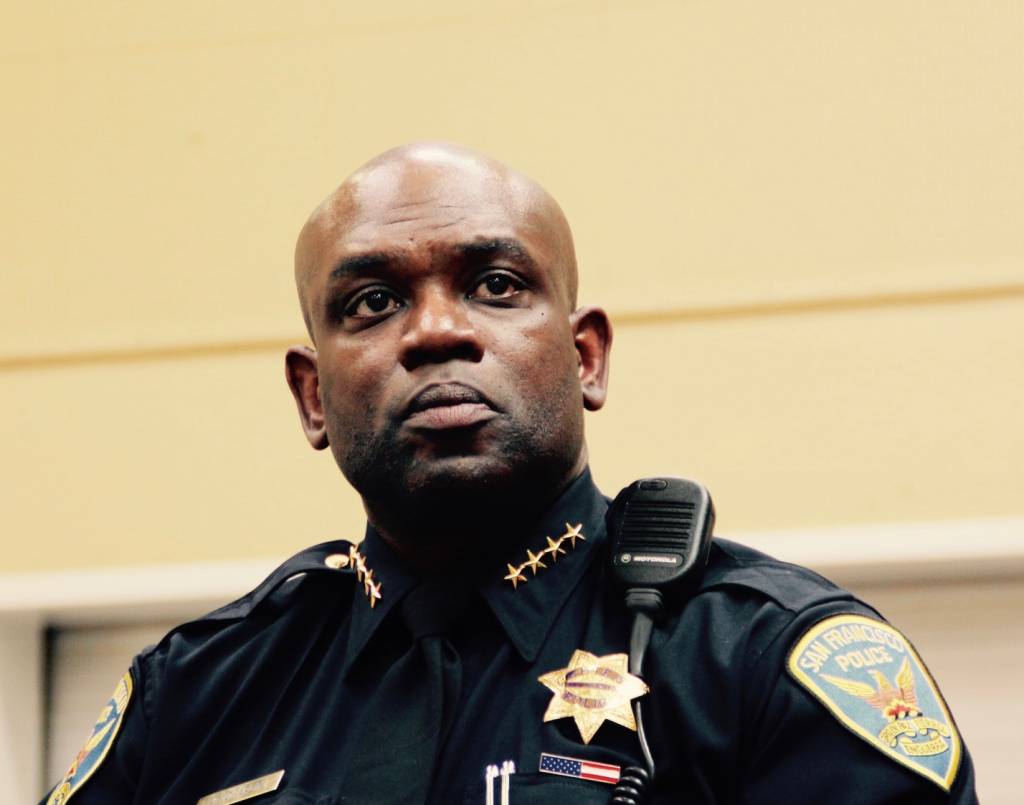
[2, 517, 1022, 627]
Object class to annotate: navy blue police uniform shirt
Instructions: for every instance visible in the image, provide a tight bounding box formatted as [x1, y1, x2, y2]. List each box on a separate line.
[43, 470, 978, 804]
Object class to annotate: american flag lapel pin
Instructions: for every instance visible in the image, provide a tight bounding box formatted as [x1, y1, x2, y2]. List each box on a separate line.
[538, 752, 621, 785]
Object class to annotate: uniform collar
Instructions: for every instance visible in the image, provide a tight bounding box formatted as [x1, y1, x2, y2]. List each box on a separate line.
[341, 468, 609, 677]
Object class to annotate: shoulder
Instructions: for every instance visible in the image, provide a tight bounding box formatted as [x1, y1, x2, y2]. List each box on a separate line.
[699, 537, 864, 614]
[40, 541, 366, 802]
[135, 540, 361, 699]
[650, 537, 885, 690]
[683, 540, 970, 796]
[193, 539, 361, 623]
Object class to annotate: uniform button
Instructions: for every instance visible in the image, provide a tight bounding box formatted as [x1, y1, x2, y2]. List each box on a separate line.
[324, 553, 349, 569]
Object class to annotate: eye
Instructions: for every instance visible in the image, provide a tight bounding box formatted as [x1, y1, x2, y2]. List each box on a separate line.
[468, 272, 525, 301]
[345, 287, 403, 318]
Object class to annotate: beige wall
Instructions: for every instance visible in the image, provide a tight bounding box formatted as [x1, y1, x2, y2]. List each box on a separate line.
[2, 4, 1023, 801]
[3, 1, 1021, 571]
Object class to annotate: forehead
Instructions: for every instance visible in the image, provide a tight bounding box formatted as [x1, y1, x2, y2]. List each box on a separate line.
[306, 156, 558, 276]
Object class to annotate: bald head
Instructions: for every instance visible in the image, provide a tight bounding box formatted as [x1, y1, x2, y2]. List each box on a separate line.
[285, 142, 613, 551]
[294, 142, 578, 337]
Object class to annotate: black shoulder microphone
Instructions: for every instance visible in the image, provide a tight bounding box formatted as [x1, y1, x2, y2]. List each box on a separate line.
[607, 477, 715, 607]
[606, 477, 715, 805]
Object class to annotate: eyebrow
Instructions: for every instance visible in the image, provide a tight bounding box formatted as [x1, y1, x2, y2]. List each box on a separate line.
[329, 252, 397, 281]
[328, 238, 537, 282]
[458, 238, 536, 270]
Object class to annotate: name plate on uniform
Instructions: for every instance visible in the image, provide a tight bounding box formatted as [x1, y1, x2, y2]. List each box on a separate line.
[196, 770, 285, 805]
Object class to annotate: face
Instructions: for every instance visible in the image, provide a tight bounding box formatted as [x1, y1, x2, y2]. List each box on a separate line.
[287, 150, 610, 523]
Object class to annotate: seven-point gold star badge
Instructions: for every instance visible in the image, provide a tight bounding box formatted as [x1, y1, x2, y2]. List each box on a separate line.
[538, 650, 649, 743]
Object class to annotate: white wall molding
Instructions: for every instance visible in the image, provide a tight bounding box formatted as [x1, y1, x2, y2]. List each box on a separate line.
[734, 516, 1024, 588]
[0, 558, 280, 626]
[0, 517, 1021, 627]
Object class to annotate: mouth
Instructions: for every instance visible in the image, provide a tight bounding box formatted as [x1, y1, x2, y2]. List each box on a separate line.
[402, 382, 499, 431]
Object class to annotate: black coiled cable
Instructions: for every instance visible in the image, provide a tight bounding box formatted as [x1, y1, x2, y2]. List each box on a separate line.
[608, 589, 662, 804]
[610, 765, 651, 804]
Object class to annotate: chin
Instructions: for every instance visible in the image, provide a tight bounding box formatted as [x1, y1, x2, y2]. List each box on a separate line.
[404, 454, 516, 495]
[339, 416, 581, 519]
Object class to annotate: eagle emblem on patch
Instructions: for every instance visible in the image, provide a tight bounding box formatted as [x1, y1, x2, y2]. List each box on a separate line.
[46, 670, 133, 804]
[787, 614, 961, 791]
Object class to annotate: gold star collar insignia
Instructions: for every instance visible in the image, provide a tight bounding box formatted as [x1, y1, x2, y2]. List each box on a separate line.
[538, 650, 649, 744]
[504, 563, 527, 589]
[545, 536, 566, 559]
[324, 546, 382, 608]
[563, 522, 584, 547]
[502, 523, 585, 589]
[524, 549, 547, 575]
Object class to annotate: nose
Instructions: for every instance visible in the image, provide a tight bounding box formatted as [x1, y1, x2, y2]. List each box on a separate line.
[397, 286, 484, 370]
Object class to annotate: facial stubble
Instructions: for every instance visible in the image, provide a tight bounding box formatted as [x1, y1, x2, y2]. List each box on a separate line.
[326, 370, 584, 545]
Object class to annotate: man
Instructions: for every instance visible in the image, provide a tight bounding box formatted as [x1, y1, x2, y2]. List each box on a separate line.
[44, 143, 978, 804]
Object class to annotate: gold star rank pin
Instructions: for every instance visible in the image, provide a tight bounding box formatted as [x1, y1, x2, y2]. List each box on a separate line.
[502, 523, 585, 589]
[324, 547, 382, 608]
[538, 650, 649, 744]
[504, 563, 528, 589]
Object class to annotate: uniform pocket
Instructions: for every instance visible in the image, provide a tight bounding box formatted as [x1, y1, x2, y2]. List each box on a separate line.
[462, 771, 612, 804]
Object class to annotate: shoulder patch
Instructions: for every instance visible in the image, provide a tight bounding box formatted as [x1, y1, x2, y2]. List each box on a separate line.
[787, 613, 960, 791]
[46, 670, 133, 804]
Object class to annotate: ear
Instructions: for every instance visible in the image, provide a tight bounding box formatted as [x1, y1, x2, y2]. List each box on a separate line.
[285, 346, 329, 450]
[570, 305, 612, 411]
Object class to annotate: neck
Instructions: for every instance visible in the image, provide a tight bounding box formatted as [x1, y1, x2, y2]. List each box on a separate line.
[364, 463, 587, 577]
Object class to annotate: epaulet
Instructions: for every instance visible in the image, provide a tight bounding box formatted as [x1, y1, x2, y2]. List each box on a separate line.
[196, 539, 360, 623]
[125, 540, 361, 731]
[698, 537, 858, 613]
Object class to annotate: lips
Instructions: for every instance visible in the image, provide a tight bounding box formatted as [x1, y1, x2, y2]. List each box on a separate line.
[402, 383, 498, 430]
